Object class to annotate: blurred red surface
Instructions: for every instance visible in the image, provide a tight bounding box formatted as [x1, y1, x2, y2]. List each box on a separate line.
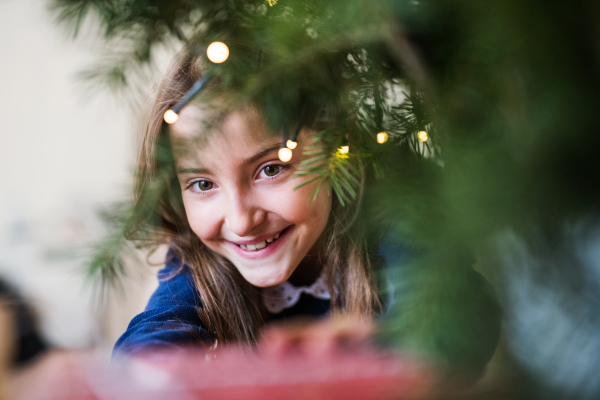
[17, 348, 435, 400]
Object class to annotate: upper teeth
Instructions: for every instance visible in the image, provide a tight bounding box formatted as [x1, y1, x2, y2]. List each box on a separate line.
[239, 232, 281, 251]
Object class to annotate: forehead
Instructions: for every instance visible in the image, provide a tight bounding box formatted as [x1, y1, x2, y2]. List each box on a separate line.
[169, 104, 279, 164]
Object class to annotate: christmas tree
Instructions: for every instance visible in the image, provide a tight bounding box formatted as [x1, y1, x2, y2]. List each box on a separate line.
[51, 0, 600, 397]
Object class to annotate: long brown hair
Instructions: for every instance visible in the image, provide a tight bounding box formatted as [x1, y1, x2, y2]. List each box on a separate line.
[130, 51, 381, 345]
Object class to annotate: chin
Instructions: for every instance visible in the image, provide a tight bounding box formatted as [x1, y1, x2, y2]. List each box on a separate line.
[239, 266, 292, 288]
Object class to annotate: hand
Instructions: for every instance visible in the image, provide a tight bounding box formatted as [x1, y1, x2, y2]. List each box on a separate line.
[259, 316, 376, 357]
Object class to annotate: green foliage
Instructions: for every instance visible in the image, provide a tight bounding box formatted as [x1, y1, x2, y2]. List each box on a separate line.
[50, 0, 600, 377]
[294, 129, 363, 206]
[51, 0, 431, 205]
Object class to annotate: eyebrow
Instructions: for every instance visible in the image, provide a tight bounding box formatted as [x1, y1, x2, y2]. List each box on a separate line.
[244, 142, 282, 166]
[177, 167, 211, 174]
[176, 141, 282, 175]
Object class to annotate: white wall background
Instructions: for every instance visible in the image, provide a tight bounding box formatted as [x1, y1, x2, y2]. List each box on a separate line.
[0, 0, 174, 350]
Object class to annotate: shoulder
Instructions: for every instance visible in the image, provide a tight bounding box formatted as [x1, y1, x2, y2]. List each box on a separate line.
[146, 253, 200, 310]
[113, 251, 212, 356]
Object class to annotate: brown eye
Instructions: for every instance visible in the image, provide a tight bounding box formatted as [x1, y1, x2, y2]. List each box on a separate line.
[263, 165, 281, 177]
[193, 180, 213, 191]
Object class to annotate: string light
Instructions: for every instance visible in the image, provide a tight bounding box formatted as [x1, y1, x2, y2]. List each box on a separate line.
[279, 147, 292, 162]
[418, 130, 429, 142]
[207, 42, 229, 63]
[337, 132, 350, 155]
[281, 107, 307, 153]
[376, 132, 388, 144]
[164, 109, 179, 124]
[163, 71, 215, 124]
[278, 125, 293, 161]
[336, 146, 349, 159]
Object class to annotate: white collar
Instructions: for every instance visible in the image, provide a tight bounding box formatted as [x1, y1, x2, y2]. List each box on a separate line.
[262, 274, 330, 313]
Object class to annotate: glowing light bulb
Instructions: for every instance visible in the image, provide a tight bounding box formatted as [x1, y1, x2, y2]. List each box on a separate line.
[164, 109, 179, 124]
[418, 130, 428, 142]
[376, 132, 388, 144]
[339, 145, 349, 154]
[207, 42, 229, 63]
[279, 147, 292, 162]
[286, 140, 298, 149]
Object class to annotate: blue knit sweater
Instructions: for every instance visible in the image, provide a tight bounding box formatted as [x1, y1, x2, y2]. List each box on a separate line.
[114, 248, 501, 376]
[113, 255, 330, 355]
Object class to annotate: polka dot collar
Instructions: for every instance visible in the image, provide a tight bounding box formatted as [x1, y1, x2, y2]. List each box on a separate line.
[262, 274, 330, 313]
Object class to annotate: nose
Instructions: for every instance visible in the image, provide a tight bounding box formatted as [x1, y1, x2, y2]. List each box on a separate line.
[224, 189, 266, 237]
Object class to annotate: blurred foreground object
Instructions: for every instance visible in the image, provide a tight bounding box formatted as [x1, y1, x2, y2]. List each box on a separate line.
[0, 278, 49, 399]
[0, 279, 48, 368]
[15, 348, 435, 400]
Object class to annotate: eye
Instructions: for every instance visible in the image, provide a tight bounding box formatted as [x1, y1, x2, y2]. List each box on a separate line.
[263, 165, 281, 177]
[258, 164, 288, 180]
[190, 180, 214, 192]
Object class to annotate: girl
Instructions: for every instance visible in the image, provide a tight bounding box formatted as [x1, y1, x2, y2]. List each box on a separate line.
[114, 51, 500, 381]
[114, 52, 382, 353]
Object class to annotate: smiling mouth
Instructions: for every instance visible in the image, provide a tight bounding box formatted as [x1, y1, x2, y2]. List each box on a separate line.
[235, 228, 288, 252]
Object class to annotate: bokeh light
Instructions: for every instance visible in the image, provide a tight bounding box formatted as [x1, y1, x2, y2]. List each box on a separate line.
[207, 42, 230, 63]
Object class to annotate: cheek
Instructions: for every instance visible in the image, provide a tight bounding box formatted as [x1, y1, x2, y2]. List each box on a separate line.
[269, 180, 331, 227]
[182, 195, 222, 240]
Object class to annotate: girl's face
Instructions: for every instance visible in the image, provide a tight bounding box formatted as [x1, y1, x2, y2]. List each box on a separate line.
[171, 105, 331, 287]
